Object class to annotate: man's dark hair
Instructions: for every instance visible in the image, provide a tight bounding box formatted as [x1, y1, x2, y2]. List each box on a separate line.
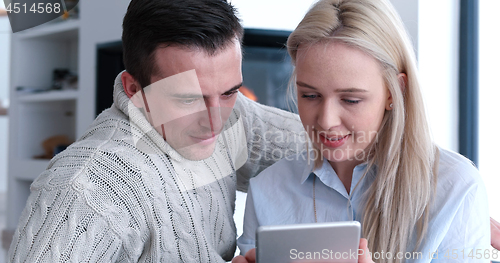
[122, 0, 244, 88]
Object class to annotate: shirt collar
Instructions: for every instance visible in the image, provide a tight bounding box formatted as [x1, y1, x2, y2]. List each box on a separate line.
[299, 151, 317, 184]
[300, 157, 371, 199]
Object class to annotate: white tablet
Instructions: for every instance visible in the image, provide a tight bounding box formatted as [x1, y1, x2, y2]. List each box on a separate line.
[256, 221, 361, 263]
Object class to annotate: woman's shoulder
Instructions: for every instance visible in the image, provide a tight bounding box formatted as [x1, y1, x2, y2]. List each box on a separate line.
[435, 147, 483, 194]
[426, 148, 490, 253]
[249, 151, 312, 189]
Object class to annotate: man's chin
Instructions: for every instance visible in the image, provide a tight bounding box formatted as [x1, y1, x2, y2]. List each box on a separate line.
[175, 142, 217, 161]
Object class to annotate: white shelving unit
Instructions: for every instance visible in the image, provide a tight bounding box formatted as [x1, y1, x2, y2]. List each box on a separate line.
[5, 18, 80, 240]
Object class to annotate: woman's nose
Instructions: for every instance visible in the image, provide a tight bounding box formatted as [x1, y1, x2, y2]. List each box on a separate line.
[317, 100, 342, 131]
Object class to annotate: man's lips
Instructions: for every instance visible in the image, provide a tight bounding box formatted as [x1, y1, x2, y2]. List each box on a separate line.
[191, 126, 224, 140]
[190, 134, 219, 145]
[192, 135, 217, 140]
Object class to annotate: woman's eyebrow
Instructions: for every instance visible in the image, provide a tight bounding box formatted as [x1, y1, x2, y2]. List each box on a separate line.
[335, 88, 368, 93]
[296, 81, 368, 93]
[296, 81, 317, 90]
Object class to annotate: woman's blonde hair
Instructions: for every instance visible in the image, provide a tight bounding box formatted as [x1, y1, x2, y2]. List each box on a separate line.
[287, 0, 438, 260]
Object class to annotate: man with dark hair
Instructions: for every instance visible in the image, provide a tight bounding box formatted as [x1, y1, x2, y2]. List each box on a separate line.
[121, 0, 244, 89]
[8, 0, 305, 262]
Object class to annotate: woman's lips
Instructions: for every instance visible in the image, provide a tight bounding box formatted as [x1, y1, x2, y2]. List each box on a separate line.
[319, 134, 350, 148]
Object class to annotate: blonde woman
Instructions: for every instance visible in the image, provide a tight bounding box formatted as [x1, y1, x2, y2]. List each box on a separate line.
[233, 0, 490, 262]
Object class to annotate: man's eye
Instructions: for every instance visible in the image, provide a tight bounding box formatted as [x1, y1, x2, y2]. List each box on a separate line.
[222, 90, 238, 99]
[180, 98, 198, 105]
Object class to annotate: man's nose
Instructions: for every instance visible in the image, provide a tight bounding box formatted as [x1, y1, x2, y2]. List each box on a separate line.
[202, 97, 223, 134]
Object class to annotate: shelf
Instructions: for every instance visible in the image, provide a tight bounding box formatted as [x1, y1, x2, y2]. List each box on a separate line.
[12, 38, 79, 90]
[13, 159, 50, 181]
[17, 89, 78, 102]
[17, 100, 76, 159]
[15, 19, 79, 41]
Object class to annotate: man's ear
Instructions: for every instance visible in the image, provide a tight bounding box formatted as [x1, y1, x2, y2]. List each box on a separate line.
[121, 71, 144, 108]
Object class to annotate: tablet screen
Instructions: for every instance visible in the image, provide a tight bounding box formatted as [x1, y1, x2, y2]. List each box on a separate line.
[256, 221, 361, 263]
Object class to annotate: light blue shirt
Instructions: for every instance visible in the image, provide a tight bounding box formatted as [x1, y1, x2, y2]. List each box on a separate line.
[237, 148, 491, 262]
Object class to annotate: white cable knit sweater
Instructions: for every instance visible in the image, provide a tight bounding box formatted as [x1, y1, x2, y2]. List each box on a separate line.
[8, 73, 305, 262]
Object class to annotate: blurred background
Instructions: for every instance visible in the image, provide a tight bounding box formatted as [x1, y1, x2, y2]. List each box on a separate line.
[0, 0, 498, 261]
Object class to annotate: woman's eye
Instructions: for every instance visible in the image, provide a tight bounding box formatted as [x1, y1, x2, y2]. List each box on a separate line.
[343, 99, 361, 104]
[301, 94, 318, 99]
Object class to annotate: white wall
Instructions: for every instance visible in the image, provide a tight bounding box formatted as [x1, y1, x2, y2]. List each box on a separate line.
[478, 0, 500, 221]
[230, 0, 318, 31]
[77, 0, 130, 136]
[391, 0, 419, 53]
[418, 0, 460, 152]
[231, 0, 419, 48]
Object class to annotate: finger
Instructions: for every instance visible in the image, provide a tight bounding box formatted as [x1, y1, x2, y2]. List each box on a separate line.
[232, 255, 248, 263]
[491, 217, 500, 229]
[358, 238, 373, 263]
[491, 218, 500, 250]
[245, 248, 256, 263]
